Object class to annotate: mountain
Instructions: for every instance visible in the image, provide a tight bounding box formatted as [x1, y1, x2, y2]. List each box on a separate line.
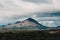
[22, 18, 44, 27]
[4, 18, 47, 30]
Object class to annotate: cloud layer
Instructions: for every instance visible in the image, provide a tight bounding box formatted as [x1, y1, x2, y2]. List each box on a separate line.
[0, 0, 60, 27]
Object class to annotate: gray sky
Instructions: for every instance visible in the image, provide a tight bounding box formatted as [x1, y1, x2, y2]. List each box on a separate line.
[0, 0, 60, 27]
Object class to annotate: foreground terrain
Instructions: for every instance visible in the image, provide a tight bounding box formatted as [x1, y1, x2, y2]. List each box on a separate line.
[0, 29, 60, 40]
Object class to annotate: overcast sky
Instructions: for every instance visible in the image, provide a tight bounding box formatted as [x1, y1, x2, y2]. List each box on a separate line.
[0, 0, 60, 27]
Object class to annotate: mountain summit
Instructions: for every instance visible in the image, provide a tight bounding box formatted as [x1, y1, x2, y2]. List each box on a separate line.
[26, 18, 40, 25]
[23, 18, 44, 27]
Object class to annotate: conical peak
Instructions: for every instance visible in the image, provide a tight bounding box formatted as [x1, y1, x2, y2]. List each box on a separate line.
[26, 18, 36, 22]
[26, 18, 35, 21]
[25, 18, 40, 25]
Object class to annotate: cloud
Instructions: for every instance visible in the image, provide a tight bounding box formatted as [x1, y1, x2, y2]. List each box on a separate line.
[36, 12, 60, 17]
[0, 0, 60, 27]
[36, 17, 60, 21]
[53, 0, 60, 10]
[39, 21, 57, 27]
[23, 0, 52, 4]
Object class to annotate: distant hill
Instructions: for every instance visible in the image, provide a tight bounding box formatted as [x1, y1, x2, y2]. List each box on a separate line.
[2, 18, 47, 30]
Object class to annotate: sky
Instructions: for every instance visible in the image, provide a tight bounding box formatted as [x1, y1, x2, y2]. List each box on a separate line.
[0, 0, 60, 27]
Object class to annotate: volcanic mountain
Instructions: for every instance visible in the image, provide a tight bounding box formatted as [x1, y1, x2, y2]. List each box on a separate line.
[5, 18, 47, 30]
[22, 18, 44, 27]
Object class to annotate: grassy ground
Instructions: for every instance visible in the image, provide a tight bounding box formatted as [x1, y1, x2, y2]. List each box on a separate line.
[0, 30, 60, 40]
